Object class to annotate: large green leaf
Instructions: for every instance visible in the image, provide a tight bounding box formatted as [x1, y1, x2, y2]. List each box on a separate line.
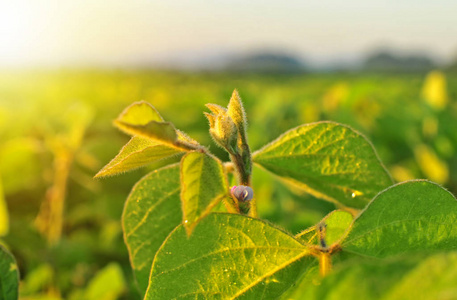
[94, 136, 183, 178]
[286, 252, 457, 300]
[343, 180, 457, 258]
[180, 152, 228, 234]
[253, 122, 392, 208]
[0, 245, 19, 300]
[145, 213, 313, 299]
[122, 164, 182, 294]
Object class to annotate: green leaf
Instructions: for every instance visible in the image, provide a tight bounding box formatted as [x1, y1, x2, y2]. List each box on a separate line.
[116, 101, 164, 125]
[85, 263, 126, 300]
[343, 180, 457, 258]
[253, 122, 392, 208]
[0, 245, 19, 300]
[94, 136, 182, 178]
[180, 152, 228, 234]
[123, 164, 182, 294]
[113, 101, 190, 149]
[297, 210, 353, 247]
[114, 120, 178, 145]
[322, 210, 353, 246]
[145, 213, 313, 300]
[288, 252, 457, 300]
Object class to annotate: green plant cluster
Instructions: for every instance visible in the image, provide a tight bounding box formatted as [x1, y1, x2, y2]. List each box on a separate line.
[92, 90, 457, 299]
[1, 70, 457, 299]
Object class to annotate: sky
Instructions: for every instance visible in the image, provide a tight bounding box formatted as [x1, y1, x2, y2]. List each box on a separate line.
[1, 0, 457, 68]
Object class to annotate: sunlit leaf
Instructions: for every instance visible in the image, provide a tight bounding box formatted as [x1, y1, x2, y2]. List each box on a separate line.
[344, 180, 457, 258]
[180, 152, 228, 234]
[113, 100, 189, 149]
[145, 213, 313, 299]
[253, 122, 392, 208]
[115, 100, 164, 125]
[0, 245, 19, 300]
[94, 136, 182, 178]
[114, 120, 178, 144]
[123, 164, 182, 294]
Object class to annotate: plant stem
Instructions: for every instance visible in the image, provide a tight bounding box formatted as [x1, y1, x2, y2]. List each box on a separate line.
[319, 252, 332, 277]
[230, 152, 251, 186]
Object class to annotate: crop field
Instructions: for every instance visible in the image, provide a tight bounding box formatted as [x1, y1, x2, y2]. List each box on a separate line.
[1, 70, 457, 299]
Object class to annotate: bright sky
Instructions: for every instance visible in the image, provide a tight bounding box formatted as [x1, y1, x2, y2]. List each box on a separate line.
[1, 0, 456, 67]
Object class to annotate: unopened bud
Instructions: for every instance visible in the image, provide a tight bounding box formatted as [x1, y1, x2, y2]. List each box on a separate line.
[205, 106, 239, 153]
[231, 185, 253, 214]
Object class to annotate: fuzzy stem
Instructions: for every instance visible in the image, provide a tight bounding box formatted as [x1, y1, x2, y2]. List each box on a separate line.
[319, 252, 332, 277]
[229, 152, 251, 186]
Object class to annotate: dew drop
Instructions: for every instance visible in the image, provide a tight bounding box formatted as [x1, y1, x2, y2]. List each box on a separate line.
[184, 220, 188, 224]
[351, 193, 356, 198]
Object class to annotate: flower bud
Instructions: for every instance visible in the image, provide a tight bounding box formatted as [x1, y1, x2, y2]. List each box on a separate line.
[231, 185, 254, 201]
[205, 104, 239, 154]
[231, 185, 253, 215]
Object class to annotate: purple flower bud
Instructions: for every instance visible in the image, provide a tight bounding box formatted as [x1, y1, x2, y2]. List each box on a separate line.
[230, 185, 254, 202]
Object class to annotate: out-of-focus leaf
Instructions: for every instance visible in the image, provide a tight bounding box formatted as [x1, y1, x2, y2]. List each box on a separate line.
[0, 138, 41, 194]
[344, 180, 457, 258]
[414, 144, 449, 184]
[85, 263, 126, 300]
[422, 70, 448, 110]
[180, 152, 228, 234]
[0, 245, 19, 300]
[145, 213, 313, 300]
[20, 264, 54, 295]
[253, 122, 392, 208]
[123, 164, 181, 294]
[0, 175, 9, 236]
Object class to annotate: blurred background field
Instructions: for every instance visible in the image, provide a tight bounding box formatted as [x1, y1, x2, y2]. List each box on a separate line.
[2, 0, 457, 299]
[1, 69, 457, 299]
